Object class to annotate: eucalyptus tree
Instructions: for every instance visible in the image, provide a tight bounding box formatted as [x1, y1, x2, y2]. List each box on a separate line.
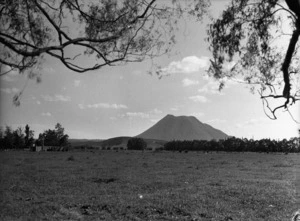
[42, 123, 69, 147]
[0, 0, 209, 105]
[207, 0, 300, 119]
[24, 124, 34, 148]
[13, 127, 25, 149]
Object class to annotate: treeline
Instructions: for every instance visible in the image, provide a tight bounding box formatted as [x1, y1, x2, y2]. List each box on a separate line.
[0, 123, 69, 150]
[164, 137, 300, 153]
[0, 124, 34, 149]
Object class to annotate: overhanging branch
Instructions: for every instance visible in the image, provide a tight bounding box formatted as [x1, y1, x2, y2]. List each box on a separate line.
[259, 89, 300, 121]
[0, 0, 179, 74]
[281, 23, 300, 106]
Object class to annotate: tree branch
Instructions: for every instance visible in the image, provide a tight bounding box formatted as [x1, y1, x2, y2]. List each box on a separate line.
[281, 21, 300, 106]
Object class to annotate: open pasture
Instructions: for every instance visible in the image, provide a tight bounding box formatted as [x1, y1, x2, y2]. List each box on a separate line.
[0, 150, 299, 220]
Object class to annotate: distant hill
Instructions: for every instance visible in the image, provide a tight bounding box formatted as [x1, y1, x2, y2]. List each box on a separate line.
[99, 136, 166, 149]
[99, 136, 131, 148]
[69, 139, 103, 147]
[137, 114, 228, 141]
[69, 137, 166, 150]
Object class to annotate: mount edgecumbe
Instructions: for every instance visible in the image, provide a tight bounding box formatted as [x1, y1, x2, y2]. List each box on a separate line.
[137, 114, 228, 141]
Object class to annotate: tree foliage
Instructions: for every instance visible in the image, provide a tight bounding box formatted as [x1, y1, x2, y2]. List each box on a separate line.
[0, 123, 70, 150]
[0, 125, 34, 149]
[42, 123, 69, 147]
[0, 0, 209, 105]
[2, 126, 15, 149]
[24, 124, 35, 148]
[127, 137, 147, 150]
[13, 127, 25, 148]
[0, 0, 208, 75]
[164, 137, 300, 153]
[207, 0, 300, 119]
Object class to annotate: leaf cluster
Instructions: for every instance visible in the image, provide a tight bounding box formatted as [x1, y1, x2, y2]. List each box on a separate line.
[0, 124, 34, 149]
[40, 123, 69, 147]
[207, 0, 300, 119]
[0, 0, 209, 75]
[208, 0, 282, 85]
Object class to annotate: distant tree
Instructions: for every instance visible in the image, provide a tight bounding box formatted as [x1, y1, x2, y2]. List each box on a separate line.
[163, 137, 299, 153]
[3, 126, 14, 149]
[13, 127, 25, 149]
[127, 138, 147, 150]
[0, 0, 209, 105]
[43, 129, 58, 146]
[59, 134, 70, 148]
[55, 123, 64, 135]
[289, 137, 300, 152]
[24, 124, 35, 148]
[207, 0, 300, 119]
[0, 127, 4, 149]
[54, 123, 69, 146]
[0, 126, 26, 149]
[43, 123, 69, 147]
[35, 133, 44, 147]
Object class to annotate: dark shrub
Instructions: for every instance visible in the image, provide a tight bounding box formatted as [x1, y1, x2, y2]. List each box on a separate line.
[127, 138, 147, 150]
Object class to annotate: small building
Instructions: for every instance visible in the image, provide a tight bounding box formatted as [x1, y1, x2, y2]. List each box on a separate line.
[35, 146, 42, 152]
[33, 146, 53, 151]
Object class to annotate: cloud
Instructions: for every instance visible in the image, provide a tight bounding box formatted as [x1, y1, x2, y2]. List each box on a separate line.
[182, 78, 200, 87]
[159, 56, 209, 75]
[1, 65, 19, 82]
[0, 87, 19, 94]
[31, 96, 41, 105]
[198, 81, 224, 95]
[149, 108, 163, 115]
[79, 103, 128, 109]
[74, 80, 81, 87]
[189, 95, 208, 103]
[206, 119, 227, 124]
[118, 108, 162, 120]
[121, 112, 150, 119]
[3, 75, 17, 82]
[41, 94, 71, 102]
[197, 76, 239, 95]
[170, 106, 179, 111]
[190, 112, 205, 118]
[43, 67, 55, 74]
[78, 104, 85, 109]
[41, 112, 52, 117]
[236, 118, 269, 128]
[150, 119, 159, 123]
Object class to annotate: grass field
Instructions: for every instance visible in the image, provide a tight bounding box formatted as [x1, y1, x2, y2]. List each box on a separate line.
[0, 150, 299, 220]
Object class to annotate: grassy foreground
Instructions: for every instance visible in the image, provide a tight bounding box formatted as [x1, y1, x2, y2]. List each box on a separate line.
[0, 150, 299, 221]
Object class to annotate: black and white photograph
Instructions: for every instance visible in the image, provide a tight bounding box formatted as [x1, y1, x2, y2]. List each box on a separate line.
[0, 0, 300, 220]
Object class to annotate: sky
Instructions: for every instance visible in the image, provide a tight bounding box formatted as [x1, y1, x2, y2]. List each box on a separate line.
[0, 0, 299, 140]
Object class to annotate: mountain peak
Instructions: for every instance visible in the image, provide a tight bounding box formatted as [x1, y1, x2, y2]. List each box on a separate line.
[137, 114, 228, 141]
[165, 114, 175, 118]
[164, 114, 202, 124]
[165, 114, 197, 119]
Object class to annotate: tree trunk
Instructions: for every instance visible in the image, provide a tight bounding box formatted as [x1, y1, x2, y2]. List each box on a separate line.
[285, 0, 300, 17]
[281, 2, 300, 104]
